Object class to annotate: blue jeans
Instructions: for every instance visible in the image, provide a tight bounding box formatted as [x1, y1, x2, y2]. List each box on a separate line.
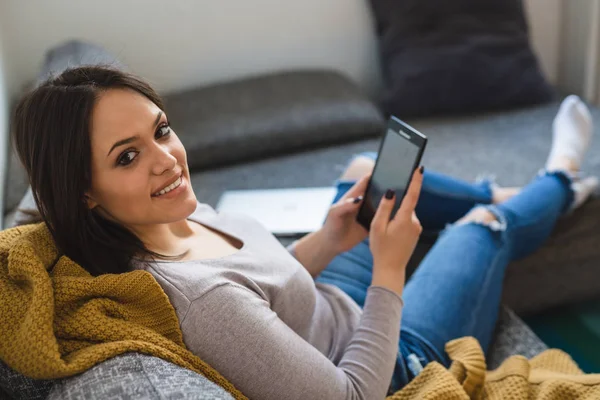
[315, 152, 574, 391]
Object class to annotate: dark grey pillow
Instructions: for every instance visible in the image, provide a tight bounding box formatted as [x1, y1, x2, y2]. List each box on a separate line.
[5, 40, 125, 214]
[369, 0, 555, 117]
[36, 40, 125, 85]
[163, 70, 385, 170]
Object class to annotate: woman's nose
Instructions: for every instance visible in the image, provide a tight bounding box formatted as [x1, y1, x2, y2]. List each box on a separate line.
[151, 145, 177, 175]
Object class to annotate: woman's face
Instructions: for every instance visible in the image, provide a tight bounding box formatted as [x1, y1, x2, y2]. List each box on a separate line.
[86, 88, 197, 227]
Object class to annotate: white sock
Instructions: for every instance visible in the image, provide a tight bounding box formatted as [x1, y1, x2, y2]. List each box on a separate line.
[546, 95, 593, 171]
[571, 176, 599, 210]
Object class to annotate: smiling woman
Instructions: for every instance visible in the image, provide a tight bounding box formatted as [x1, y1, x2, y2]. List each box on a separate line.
[10, 66, 600, 400]
[12, 67, 199, 275]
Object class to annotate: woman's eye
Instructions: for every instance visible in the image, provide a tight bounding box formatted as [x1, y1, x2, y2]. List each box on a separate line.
[118, 150, 138, 166]
[155, 123, 171, 139]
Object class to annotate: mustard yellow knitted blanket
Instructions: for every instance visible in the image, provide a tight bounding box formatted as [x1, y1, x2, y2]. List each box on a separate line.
[0, 223, 247, 400]
[388, 336, 600, 399]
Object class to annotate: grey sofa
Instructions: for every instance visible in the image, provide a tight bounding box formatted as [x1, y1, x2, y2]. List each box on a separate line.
[2, 41, 600, 399]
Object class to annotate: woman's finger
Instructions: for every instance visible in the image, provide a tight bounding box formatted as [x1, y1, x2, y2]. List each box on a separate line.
[397, 167, 424, 219]
[329, 196, 363, 216]
[412, 212, 422, 232]
[371, 190, 395, 233]
[411, 211, 420, 224]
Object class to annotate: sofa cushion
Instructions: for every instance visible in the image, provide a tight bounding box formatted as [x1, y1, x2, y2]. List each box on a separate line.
[163, 70, 385, 171]
[369, 0, 554, 117]
[185, 100, 600, 316]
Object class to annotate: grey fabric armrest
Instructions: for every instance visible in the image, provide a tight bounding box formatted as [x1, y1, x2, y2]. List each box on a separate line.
[487, 307, 548, 369]
[0, 358, 53, 400]
[503, 198, 600, 315]
[47, 353, 233, 400]
[9, 188, 42, 228]
[163, 70, 385, 170]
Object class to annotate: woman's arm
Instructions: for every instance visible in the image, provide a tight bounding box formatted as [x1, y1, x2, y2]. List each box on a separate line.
[287, 229, 338, 278]
[182, 282, 403, 400]
[287, 175, 372, 278]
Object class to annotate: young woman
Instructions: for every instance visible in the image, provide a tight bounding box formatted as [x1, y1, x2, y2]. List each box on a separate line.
[12, 66, 597, 400]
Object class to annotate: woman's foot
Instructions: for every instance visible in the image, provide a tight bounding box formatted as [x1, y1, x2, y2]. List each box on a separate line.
[545, 95, 598, 209]
[572, 176, 599, 210]
[546, 95, 593, 173]
[492, 97, 597, 208]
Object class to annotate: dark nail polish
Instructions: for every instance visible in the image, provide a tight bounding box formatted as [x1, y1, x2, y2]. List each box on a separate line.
[353, 196, 363, 204]
[419, 166, 425, 174]
[385, 189, 395, 199]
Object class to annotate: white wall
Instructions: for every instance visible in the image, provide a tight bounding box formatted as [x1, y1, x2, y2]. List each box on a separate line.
[559, 0, 594, 97]
[554, 0, 600, 104]
[1, 0, 562, 100]
[1, 0, 382, 97]
[526, 0, 561, 84]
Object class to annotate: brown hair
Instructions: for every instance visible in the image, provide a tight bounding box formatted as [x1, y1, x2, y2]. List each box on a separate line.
[12, 66, 170, 275]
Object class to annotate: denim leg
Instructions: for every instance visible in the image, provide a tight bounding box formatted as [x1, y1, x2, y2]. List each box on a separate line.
[495, 171, 574, 260]
[416, 170, 495, 231]
[318, 152, 495, 307]
[391, 171, 574, 390]
[317, 153, 573, 391]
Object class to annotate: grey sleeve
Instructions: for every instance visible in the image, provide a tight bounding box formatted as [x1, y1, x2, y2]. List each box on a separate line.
[181, 283, 402, 400]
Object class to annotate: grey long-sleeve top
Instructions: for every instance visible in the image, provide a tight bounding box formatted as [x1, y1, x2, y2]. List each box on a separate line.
[133, 203, 404, 400]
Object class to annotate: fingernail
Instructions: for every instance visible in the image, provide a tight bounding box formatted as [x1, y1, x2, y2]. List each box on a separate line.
[385, 189, 395, 199]
[353, 196, 363, 204]
[419, 166, 425, 174]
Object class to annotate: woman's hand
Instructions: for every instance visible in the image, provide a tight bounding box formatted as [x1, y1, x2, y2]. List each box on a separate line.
[370, 168, 424, 296]
[319, 174, 371, 254]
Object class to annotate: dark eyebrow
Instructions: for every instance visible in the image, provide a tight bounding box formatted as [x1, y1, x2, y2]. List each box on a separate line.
[106, 111, 164, 157]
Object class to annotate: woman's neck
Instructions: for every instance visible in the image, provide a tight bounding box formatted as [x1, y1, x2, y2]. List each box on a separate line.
[129, 218, 198, 257]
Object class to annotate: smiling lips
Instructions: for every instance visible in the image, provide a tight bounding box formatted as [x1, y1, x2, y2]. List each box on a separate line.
[153, 175, 183, 197]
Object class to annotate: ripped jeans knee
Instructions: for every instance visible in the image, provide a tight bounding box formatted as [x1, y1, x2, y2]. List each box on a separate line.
[455, 204, 507, 231]
[442, 204, 510, 246]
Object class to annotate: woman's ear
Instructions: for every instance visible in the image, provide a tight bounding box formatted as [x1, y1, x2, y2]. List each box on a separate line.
[85, 193, 98, 209]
